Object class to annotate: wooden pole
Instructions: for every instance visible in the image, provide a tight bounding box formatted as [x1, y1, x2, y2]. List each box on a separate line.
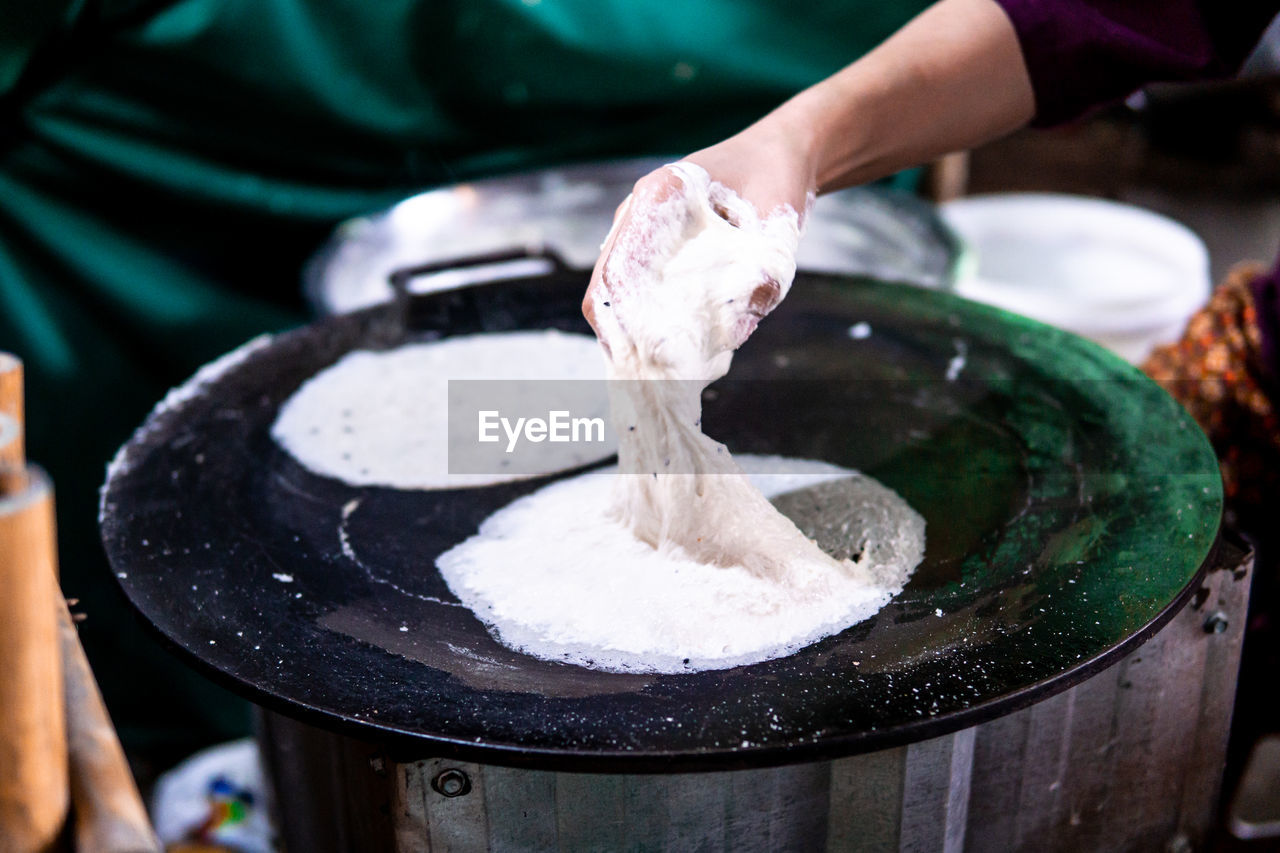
[0, 352, 160, 851]
[60, 598, 161, 853]
[0, 353, 27, 494]
[0, 353, 70, 851]
[923, 151, 971, 204]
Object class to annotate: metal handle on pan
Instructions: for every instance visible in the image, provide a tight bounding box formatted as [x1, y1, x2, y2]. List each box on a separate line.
[387, 248, 574, 300]
[384, 248, 578, 336]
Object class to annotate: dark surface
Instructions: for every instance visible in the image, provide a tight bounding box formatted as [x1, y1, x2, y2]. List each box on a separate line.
[99, 271, 1222, 772]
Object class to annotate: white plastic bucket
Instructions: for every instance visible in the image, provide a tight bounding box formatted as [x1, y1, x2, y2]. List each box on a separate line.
[940, 193, 1211, 364]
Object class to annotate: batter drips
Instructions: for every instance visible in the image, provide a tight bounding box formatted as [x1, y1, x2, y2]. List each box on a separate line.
[588, 162, 869, 589]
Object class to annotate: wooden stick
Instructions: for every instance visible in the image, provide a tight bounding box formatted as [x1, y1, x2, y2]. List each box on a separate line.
[0, 353, 27, 495]
[0, 468, 70, 850]
[923, 151, 971, 204]
[60, 598, 162, 853]
[0, 353, 66, 848]
[1, 351, 159, 850]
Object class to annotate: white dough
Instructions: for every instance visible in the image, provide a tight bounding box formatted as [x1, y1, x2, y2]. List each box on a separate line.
[589, 162, 861, 584]
[437, 455, 924, 673]
[439, 164, 925, 672]
[271, 330, 611, 489]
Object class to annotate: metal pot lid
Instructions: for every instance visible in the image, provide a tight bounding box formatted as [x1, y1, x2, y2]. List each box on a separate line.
[100, 267, 1220, 772]
[304, 158, 961, 316]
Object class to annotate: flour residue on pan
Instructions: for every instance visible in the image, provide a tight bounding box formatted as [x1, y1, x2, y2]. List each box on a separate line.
[437, 455, 925, 673]
[101, 333, 274, 522]
[271, 330, 612, 490]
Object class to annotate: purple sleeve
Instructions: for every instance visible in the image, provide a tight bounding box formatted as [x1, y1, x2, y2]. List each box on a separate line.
[995, 0, 1280, 126]
[1253, 257, 1280, 384]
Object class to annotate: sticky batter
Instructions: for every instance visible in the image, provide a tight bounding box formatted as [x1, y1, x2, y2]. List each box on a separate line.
[438, 455, 924, 672]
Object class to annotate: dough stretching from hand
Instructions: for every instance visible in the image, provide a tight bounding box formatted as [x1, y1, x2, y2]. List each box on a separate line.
[589, 163, 864, 587]
[434, 165, 925, 673]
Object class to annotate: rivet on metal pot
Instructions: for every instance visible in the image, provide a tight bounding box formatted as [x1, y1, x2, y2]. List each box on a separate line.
[1203, 611, 1229, 634]
[432, 768, 472, 798]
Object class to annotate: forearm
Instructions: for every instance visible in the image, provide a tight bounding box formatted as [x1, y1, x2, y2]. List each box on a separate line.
[761, 0, 1036, 193]
[595, 0, 1036, 337]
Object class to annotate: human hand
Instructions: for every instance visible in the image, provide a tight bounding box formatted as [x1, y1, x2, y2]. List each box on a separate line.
[582, 130, 815, 364]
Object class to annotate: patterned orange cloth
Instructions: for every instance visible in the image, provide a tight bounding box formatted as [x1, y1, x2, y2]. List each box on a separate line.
[1143, 263, 1280, 517]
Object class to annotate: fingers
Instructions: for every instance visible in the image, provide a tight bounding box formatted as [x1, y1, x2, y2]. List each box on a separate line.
[582, 161, 797, 359]
[583, 166, 692, 329]
[748, 276, 782, 315]
[632, 166, 686, 206]
[724, 276, 785, 350]
[583, 196, 630, 332]
[712, 201, 741, 228]
[582, 263, 614, 361]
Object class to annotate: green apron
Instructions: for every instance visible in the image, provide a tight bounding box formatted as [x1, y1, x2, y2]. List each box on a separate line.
[0, 0, 928, 760]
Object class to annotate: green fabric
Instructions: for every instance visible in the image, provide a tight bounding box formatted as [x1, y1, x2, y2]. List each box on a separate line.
[0, 0, 77, 94]
[0, 0, 930, 759]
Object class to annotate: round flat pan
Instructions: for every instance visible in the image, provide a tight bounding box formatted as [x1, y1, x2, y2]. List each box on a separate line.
[99, 269, 1222, 772]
